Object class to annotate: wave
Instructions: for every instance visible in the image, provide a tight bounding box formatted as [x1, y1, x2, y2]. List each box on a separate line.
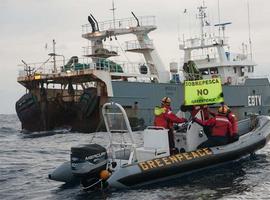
[22, 127, 71, 138]
[0, 127, 19, 135]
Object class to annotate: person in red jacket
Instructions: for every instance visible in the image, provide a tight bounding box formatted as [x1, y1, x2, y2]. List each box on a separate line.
[154, 97, 187, 154]
[216, 105, 238, 139]
[180, 104, 213, 120]
[193, 105, 233, 148]
[205, 104, 238, 141]
[191, 105, 212, 120]
[180, 104, 214, 136]
[226, 107, 239, 142]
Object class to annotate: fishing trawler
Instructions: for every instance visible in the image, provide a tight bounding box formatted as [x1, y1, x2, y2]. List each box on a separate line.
[16, 3, 270, 133]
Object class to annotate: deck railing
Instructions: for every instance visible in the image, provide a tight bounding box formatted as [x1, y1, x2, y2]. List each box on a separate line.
[82, 16, 156, 34]
[82, 45, 119, 56]
[181, 36, 229, 49]
[125, 40, 154, 51]
[18, 57, 150, 78]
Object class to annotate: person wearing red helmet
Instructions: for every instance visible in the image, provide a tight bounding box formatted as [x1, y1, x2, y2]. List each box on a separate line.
[204, 104, 239, 141]
[193, 105, 233, 148]
[217, 105, 238, 139]
[154, 97, 187, 154]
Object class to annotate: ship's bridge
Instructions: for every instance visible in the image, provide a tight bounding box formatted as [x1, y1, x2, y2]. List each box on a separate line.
[180, 35, 256, 85]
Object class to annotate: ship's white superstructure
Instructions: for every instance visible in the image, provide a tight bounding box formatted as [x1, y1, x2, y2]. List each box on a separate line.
[179, 5, 256, 85]
[81, 14, 170, 83]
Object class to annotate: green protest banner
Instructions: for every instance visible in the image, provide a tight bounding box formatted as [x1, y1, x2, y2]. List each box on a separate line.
[184, 78, 224, 105]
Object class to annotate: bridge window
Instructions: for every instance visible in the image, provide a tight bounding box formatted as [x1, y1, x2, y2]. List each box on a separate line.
[210, 67, 218, 74]
[240, 67, 245, 76]
[199, 68, 209, 75]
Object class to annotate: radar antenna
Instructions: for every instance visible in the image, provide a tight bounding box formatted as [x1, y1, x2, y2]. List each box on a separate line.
[214, 22, 232, 39]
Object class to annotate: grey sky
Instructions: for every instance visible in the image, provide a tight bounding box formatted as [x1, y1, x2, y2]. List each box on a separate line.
[0, 0, 269, 114]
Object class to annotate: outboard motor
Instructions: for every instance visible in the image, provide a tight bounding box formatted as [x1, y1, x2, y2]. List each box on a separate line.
[71, 144, 107, 188]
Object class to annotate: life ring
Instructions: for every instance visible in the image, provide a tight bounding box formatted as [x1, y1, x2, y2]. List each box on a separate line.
[227, 76, 232, 84]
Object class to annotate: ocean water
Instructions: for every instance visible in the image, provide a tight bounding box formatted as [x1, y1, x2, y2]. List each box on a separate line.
[1, 114, 270, 200]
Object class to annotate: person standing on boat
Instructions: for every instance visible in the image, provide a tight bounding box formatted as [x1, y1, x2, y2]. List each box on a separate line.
[193, 105, 233, 148]
[154, 97, 187, 154]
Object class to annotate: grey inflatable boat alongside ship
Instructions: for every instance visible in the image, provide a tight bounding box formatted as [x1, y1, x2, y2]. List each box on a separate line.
[48, 102, 270, 190]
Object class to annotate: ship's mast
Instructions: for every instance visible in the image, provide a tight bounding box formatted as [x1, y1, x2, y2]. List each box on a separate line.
[197, 4, 207, 46]
[52, 39, 56, 72]
[217, 0, 221, 37]
[110, 0, 116, 29]
[247, 0, 253, 60]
